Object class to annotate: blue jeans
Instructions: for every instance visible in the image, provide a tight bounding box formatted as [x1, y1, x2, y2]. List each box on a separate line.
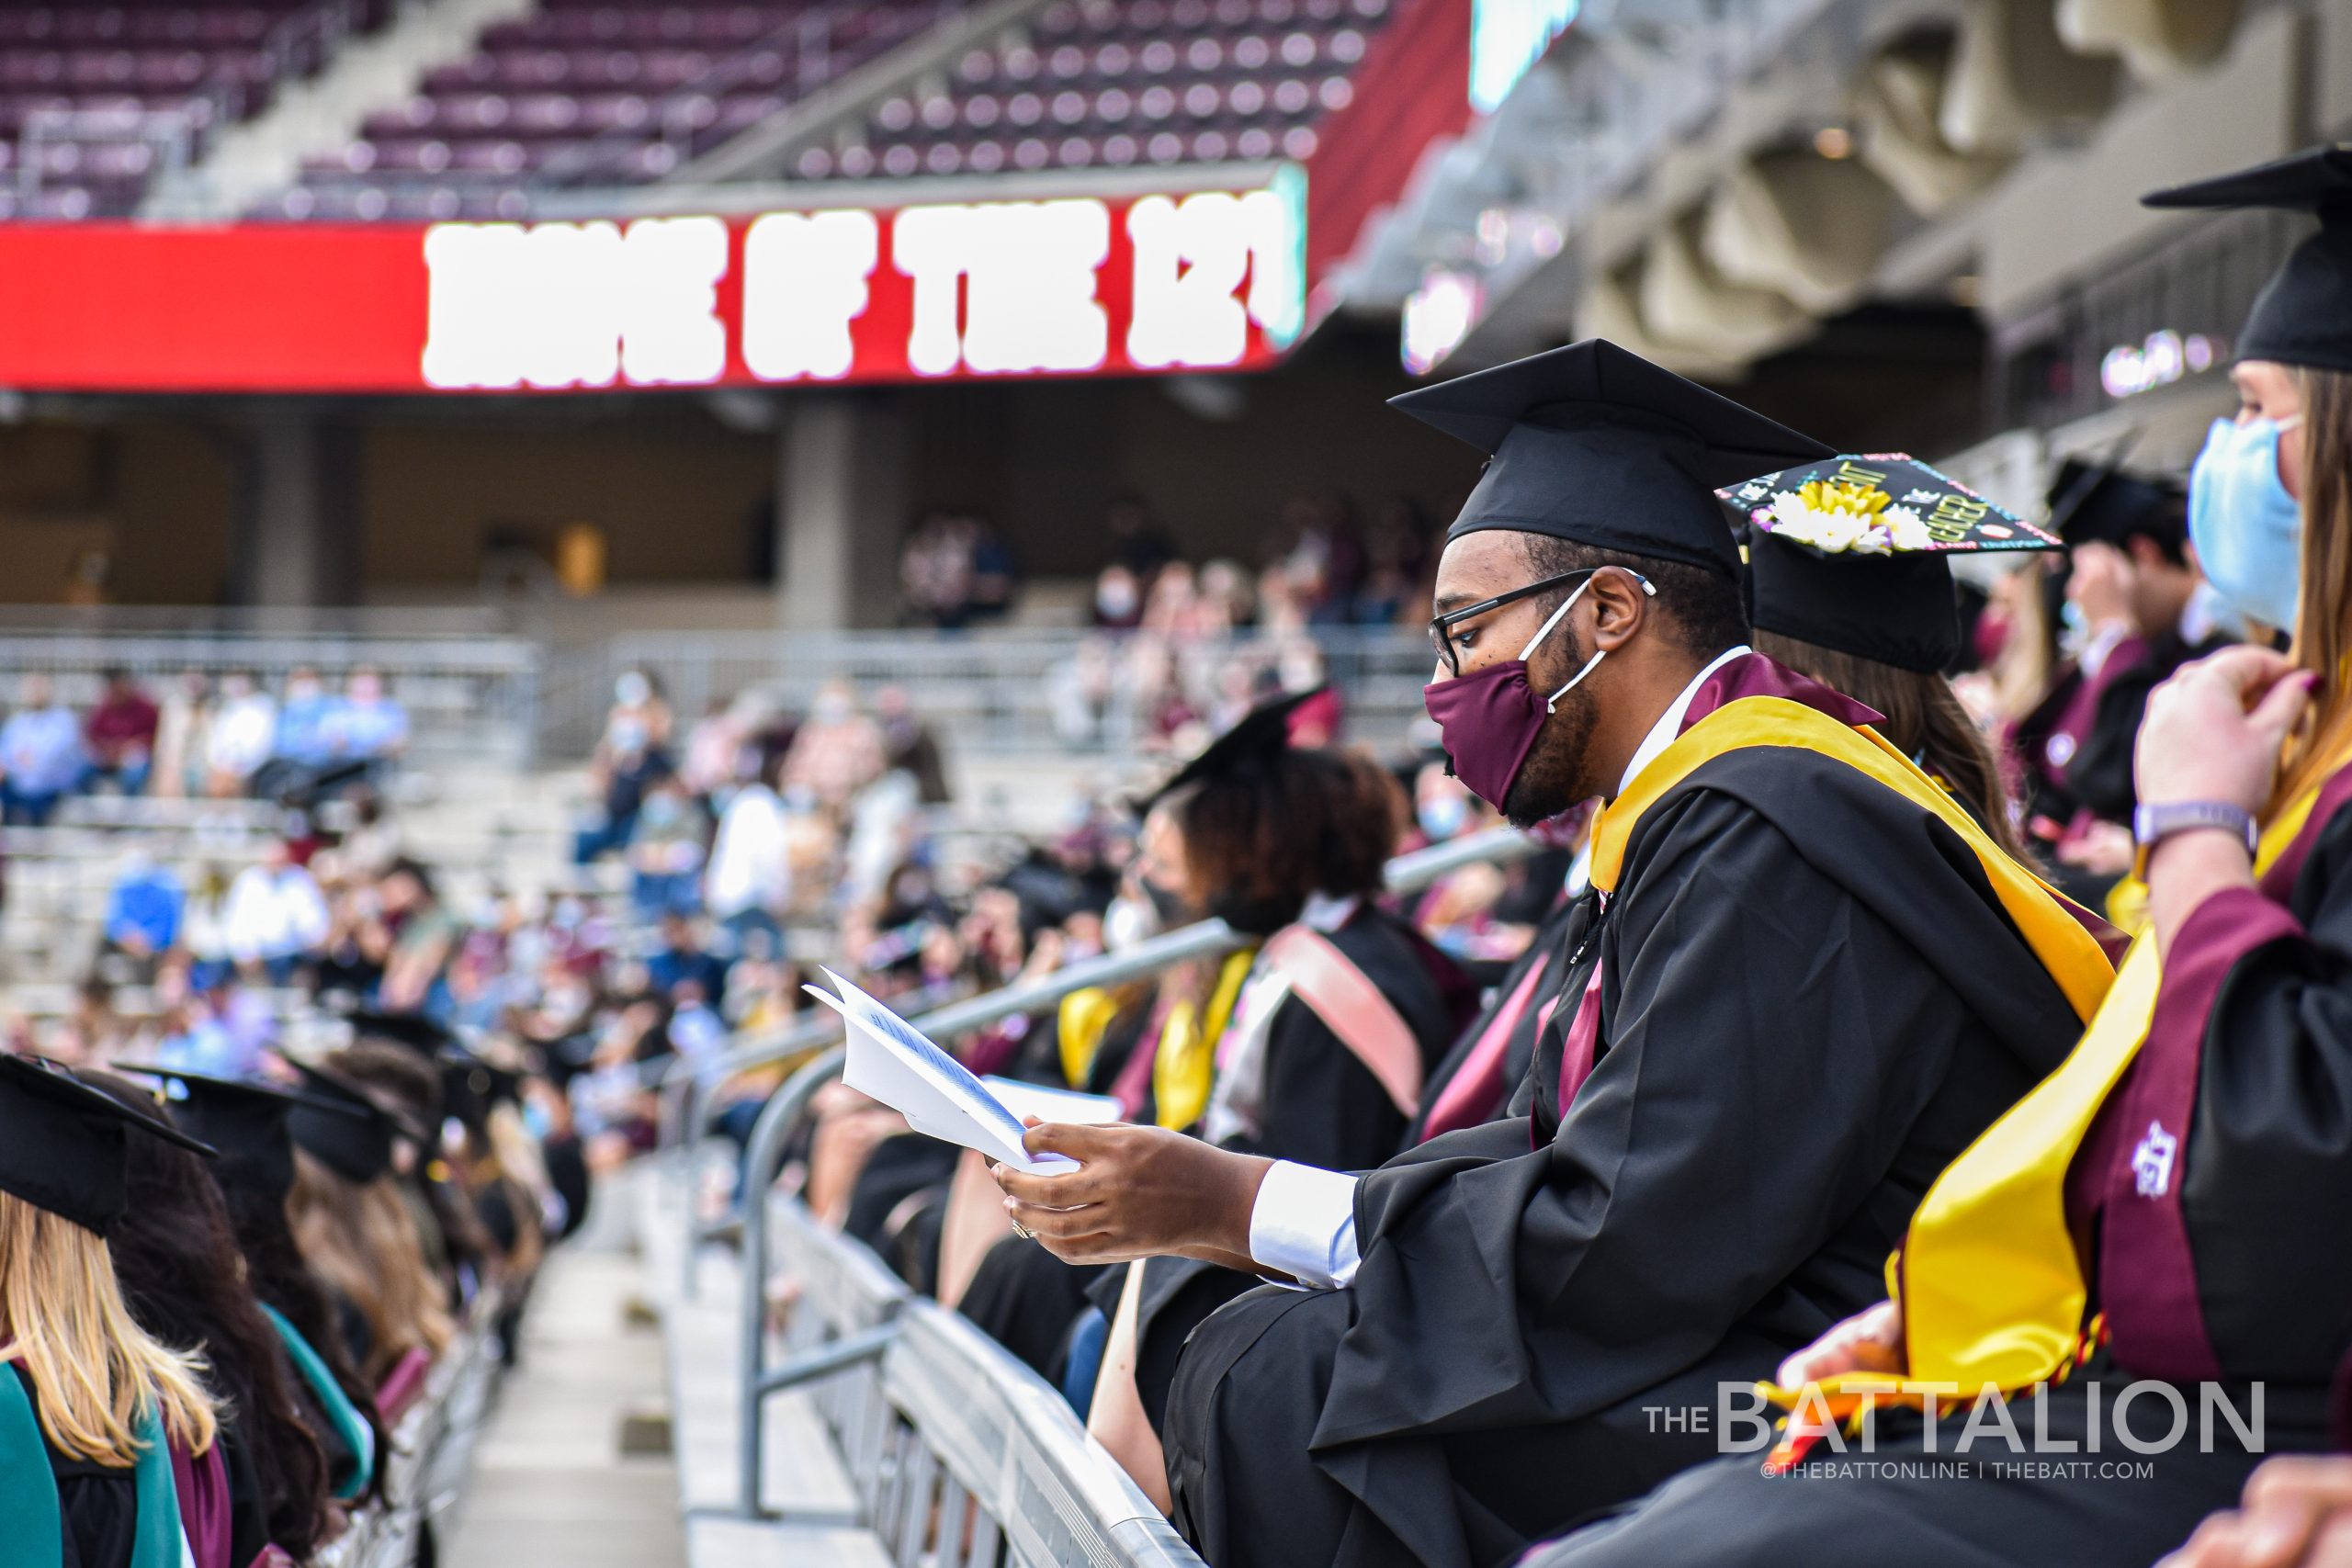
[632, 871, 702, 920]
[1, 784, 62, 826]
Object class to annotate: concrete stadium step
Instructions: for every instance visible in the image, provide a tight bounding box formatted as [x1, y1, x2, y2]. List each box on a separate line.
[442, 1182, 688, 1568]
[632, 1172, 894, 1568]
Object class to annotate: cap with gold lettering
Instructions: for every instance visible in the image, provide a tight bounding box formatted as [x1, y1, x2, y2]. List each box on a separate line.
[1720, 454, 2060, 673]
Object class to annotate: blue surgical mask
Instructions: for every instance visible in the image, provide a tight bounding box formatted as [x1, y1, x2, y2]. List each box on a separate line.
[1418, 793, 1469, 841]
[2189, 413, 2303, 632]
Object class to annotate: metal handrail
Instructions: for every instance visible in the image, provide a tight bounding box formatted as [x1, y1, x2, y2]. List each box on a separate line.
[709, 823, 1544, 1516]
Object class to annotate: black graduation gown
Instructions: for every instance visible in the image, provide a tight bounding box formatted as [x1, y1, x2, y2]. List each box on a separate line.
[957, 907, 1464, 1396]
[1112, 906, 1466, 1429]
[2018, 625, 2231, 831]
[11, 1365, 137, 1568]
[1162, 747, 2087, 1568]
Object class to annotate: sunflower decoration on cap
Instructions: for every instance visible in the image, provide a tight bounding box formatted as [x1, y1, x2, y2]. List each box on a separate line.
[1720, 455, 2056, 556]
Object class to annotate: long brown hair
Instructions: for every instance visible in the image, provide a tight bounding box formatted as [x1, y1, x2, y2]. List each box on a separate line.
[2276, 367, 2352, 810]
[1753, 630, 2040, 868]
[285, 1150, 453, 1384]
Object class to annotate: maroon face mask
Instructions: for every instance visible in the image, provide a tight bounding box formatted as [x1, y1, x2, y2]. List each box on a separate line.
[1421, 574, 1616, 810]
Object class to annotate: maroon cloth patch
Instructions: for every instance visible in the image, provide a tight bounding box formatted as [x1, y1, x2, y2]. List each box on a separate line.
[1683, 651, 1885, 733]
[2098, 886, 2304, 1382]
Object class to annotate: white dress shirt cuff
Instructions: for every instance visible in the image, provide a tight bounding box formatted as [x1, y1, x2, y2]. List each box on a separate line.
[1247, 1160, 1363, 1289]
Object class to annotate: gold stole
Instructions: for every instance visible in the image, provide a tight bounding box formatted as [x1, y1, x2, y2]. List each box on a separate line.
[1591, 695, 2115, 1024]
[1884, 767, 2335, 1401]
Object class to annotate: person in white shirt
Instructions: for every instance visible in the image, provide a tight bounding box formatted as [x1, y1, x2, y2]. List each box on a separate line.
[704, 760, 792, 953]
[222, 840, 330, 984]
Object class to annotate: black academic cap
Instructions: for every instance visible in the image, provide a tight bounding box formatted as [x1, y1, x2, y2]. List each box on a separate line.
[0, 1054, 215, 1236]
[2045, 458, 2188, 553]
[439, 1049, 522, 1134]
[1137, 687, 1318, 812]
[282, 1058, 403, 1185]
[1724, 454, 2061, 674]
[347, 1010, 457, 1058]
[114, 1063, 360, 1207]
[2143, 145, 2352, 374]
[1391, 339, 1835, 578]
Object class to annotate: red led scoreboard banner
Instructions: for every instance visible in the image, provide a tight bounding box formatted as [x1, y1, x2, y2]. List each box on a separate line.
[0, 175, 1306, 394]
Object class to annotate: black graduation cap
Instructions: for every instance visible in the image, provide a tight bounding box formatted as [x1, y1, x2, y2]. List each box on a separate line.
[347, 1010, 457, 1059]
[1391, 339, 1835, 578]
[0, 1054, 215, 1236]
[114, 1064, 364, 1207]
[440, 1049, 523, 1134]
[2143, 145, 2352, 374]
[2045, 457, 2188, 551]
[1137, 687, 1319, 812]
[1724, 454, 2061, 674]
[283, 1058, 404, 1185]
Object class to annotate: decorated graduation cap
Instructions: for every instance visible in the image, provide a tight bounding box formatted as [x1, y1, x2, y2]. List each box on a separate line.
[116, 1064, 364, 1206]
[0, 1053, 216, 1235]
[1391, 338, 1835, 578]
[2044, 457, 2188, 551]
[283, 1058, 405, 1184]
[2143, 144, 2352, 373]
[1136, 687, 1320, 812]
[1724, 454, 2061, 674]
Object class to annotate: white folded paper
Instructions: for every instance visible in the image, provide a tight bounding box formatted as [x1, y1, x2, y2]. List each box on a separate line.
[981, 1076, 1123, 1130]
[806, 967, 1077, 1173]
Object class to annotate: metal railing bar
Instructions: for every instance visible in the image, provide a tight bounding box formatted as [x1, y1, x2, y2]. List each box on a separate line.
[752, 1321, 902, 1397]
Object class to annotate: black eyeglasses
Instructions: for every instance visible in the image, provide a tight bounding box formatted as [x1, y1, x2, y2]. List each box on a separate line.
[1428, 568, 1596, 679]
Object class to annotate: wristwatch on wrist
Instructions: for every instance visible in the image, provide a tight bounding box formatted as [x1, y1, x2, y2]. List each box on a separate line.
[2131, 800, 2259, 882]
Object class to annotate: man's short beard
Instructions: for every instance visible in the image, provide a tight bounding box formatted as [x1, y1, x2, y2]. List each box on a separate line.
[1499, 631, 1598, 829]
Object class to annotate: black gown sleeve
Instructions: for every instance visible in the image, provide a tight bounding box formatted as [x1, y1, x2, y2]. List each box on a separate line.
[2168, 801, 2352, 1379]
[1317, 791, 1980, 1448]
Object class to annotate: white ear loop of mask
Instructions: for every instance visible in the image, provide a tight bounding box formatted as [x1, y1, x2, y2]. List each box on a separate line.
[1522, 572, 1657, 714]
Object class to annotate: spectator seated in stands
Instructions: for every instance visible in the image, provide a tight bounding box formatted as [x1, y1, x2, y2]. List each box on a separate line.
[705, 755, 792, 952]
[205, 671, 277, 799]
[325, 665, 410, 777]
[647, 910, 729, 1010]
[0, 672, 89, 826]
[576, 669, 673, 863]
[101, 849, 185, 979]
[84, 667, 160, 796]
[224, 840, 330, 986]
[627, 775, 708, 919]
[255, 665, 341, 799]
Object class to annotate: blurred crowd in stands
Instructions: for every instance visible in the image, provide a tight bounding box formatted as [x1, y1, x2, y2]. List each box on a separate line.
[0, 664, 410, 825]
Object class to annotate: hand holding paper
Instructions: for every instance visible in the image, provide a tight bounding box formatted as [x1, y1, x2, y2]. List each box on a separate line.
[805, 968, 1077, 1173]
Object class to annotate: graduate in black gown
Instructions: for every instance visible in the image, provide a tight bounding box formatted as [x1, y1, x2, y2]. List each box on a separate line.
[2016, 461, 2236, 903]
[86, 1069, 339, 1568]
[994, 342, 2116, 1568]
[958, 692, 1470, 1396]
[1743, 489, 2054, 867]
[124, 1066, 386, 1512]
[1521, 142, 2352, 1568]
[0, 1054, 221, 1568]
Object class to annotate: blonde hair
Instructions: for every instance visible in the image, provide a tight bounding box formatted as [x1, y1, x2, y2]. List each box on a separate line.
[2277, 367, 2352, 811]
[285, 1150, 453, 1384]
[0, 1191, 216, 1466]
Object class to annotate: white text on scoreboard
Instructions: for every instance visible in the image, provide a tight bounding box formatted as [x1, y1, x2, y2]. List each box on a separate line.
[419, 185, 1307, 391]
